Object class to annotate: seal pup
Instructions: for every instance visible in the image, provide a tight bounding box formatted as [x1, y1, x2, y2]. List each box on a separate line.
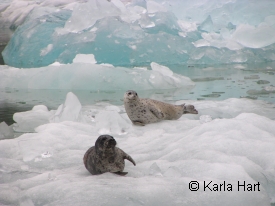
[83, 135, 136, 175]
[124, 90, 198, 126]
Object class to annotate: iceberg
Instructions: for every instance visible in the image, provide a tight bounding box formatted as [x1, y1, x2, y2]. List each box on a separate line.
[13, 105, 53, 132]
[0, 61, 195, 90]
[50, 92, 83, 123]
[0, 93, 275, 205]
[2, 0, 275, 67]
[0, 121, 14, 139]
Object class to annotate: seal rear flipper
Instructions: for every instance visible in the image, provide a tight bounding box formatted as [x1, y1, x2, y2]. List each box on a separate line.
[182, 104, 198, 114]
[124, 154, 136, 166]
[113, 171, 128, 176]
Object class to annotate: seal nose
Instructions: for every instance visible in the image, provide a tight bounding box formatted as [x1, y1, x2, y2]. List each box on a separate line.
[109, 138, 116, 143]
[107, 138, 116, 148]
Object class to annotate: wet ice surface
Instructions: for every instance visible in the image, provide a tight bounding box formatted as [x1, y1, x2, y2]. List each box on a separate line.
[0, 92, 275, 206]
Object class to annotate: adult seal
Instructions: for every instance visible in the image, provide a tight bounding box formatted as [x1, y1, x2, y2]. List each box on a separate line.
[124, 90, 198, 126]
[83, 135, 136, 175]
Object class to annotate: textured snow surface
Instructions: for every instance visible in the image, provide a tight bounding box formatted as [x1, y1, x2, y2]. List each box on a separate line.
[0, 92, 275, 206]
[2, 0, 275, 67]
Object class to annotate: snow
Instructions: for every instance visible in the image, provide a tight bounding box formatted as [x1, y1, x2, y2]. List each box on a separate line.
[0, 92, 275, 205]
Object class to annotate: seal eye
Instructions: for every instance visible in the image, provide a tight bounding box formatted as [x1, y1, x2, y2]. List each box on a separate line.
[128, 92, 132, 95]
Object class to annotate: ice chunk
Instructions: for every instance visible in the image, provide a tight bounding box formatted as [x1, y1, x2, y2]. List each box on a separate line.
[72, 54, 97, 64]
[95, 110, 131, 135]
[50, 92, 83, 123]
[0, 63, 195, 90]
[150, 62, 195, 87]
[138, 15, 155, 28]
[193, 39, 210, 47]
[146, 1, 167, 14]
[244, 75, 260, 80]
[13, 105, 52, 132]
[257, 80, 270, 84]
[150, 62, 173, 77]
[40, 44, 53, 56]
[198, 15, 214, 32]
[232, 24, 275, 48]
[56, 0, 121, 35]
[13, 93, 86, 132]
[265, 86, 275, 91]
[2, 7, 72, 68]
[201, 93, 221, 98]
[149, 162, 163, 177]
[0, 121, 14, 139]
[177, 20, 197, 33]
[247, 89, 273, 96]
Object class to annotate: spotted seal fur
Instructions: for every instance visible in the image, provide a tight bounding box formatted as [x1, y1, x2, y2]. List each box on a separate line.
[124, 90, 198, 126]
[83, 135, 136, 175]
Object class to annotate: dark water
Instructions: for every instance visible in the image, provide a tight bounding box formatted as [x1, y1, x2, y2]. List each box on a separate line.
[0, 44, 6, 65]
[0, 89, 129, 125]
[0, 101, 33, 125]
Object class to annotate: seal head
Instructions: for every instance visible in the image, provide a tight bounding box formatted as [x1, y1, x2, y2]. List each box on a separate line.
[95, 135, 116, 156]
[124, 90, 138, 101]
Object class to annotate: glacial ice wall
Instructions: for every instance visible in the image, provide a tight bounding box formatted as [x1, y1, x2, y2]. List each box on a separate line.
[2, 0, 275, 68]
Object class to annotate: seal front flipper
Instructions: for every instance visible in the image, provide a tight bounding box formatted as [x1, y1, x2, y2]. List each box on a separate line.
[149, 105, 164, 119]
[113, 171, 128, 176]
[182, 104, 198, 114]
[132, 120, 145, 126]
